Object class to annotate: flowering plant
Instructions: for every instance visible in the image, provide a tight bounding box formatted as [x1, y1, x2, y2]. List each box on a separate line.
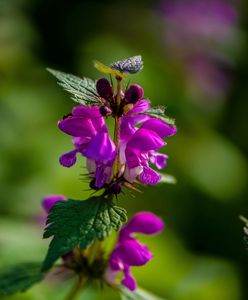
[0, 56, 176, 299]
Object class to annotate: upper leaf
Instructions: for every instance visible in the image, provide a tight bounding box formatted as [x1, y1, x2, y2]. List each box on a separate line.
[144, 106, 175, 126]
[0, 262, 44, 296]
[119, 286, 165, 300]
[47, 68, 101, 105]
[42, 197, 127, 272]
[110, 55, 144, 74]
[94, 61, 125, 78]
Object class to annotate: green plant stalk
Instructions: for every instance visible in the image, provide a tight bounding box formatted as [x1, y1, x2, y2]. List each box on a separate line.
[113, 116, 121, 179]
[88, 239, 101, 265]
[64, 275, 87, 300]
[113, 77, 122, 179]
[80, 79, 123, 273]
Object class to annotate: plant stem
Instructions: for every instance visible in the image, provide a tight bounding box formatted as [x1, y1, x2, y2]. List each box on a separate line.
[64, 275, 87, 300]
[113, 116, 121, 178]
[88, 240, 101, 265]
[116, 78, 121, 107]
[113, 77, 122, 179]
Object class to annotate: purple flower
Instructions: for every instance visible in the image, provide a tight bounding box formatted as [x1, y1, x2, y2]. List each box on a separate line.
[58, 81, 176, 191]
[58, 106, 116, 188]
[42, 195, 73, 263]
[42, 194, 66, 213]
[162, 0, 238, 47]
[99, 105, 112, 117]
[125, 84, 144, 104]
[186, 52, 232, 98]
[96, 78, 113, 99]
[105, 212, 165, 291]
[120, 100, 176, 185]
[161, 0, 239, 99]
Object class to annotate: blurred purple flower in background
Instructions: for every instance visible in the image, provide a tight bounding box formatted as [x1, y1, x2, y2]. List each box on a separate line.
[105, 212, 165, 291]
[161, 0, 240, 101]
[42, 195, 74, 264]
[39, 194, 66, 227]
[42, 195, 66, 213]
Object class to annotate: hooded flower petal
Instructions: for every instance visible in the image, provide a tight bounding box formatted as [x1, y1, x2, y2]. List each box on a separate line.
[42, 195, 66, 213]
[127, 128, 165, 152]
[58, 106, 107, 138]
[58, 117, 97, 137]
[141, 118, 177, 138]
[120, 99, 151, 144]
[114, 239, 153, 266]
[120, 212, 165, 239]
[120, 114, 150, 164]
[125, 148, 143, 169]
[83, 132, 116, 162]
[72, 105, 101, 118]
[72, 106, 107, 132]
[120, 117, 137, 143]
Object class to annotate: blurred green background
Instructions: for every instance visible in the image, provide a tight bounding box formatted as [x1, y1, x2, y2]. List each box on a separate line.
[0, 0, 248, 299]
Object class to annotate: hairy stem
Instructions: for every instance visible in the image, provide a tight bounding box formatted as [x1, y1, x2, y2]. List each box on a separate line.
[64, 275, 87, 300]
[113, 77, 122, 178]
[113, 116, 121, 178]
[116, 78, 121, 107]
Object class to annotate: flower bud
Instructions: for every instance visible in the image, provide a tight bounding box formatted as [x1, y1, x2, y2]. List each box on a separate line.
[123, 103, 134, 114]
[110, 182, 122, 195]
[125, 84, 144, 103]
[62, 252, 73, 264]
[100, 105, 112, 117]
[96, 78, 113, 99]
[62, 113, 72, 120]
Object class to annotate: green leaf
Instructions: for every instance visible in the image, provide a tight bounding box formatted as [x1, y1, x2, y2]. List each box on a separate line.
[0, 262, 44, 296]
[144, 106, 175, 126]
[119, 286, 165, 300]
[47, 68, 101, 105]
[42, 197, 127, 272]
[94, 61, 125, 78]
[110, 55, 144, 74]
